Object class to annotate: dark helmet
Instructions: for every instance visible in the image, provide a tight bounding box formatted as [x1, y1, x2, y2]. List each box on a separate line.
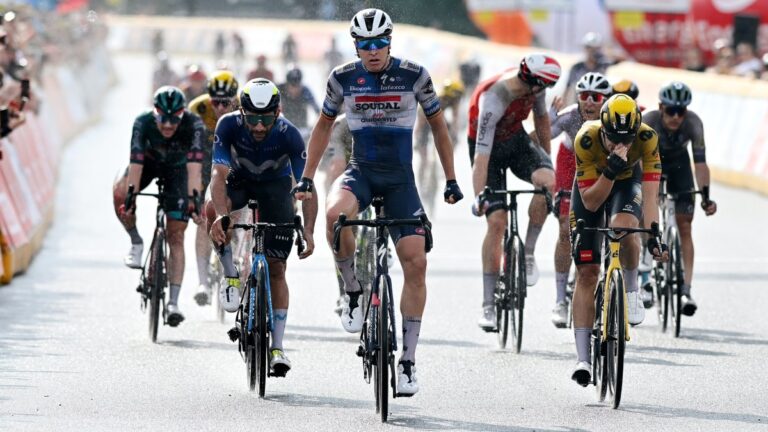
[658, 81, 692, 107]
[153, 86, 186, 115]
[286, 67, 302, 85]
[240, 78, 280, 113]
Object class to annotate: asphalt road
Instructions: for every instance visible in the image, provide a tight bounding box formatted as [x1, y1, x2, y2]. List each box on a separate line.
[1, 53, 767, 432]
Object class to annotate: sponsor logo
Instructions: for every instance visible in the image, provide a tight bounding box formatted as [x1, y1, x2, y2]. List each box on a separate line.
[580, 134, 593, 149]
[639, 130, 655, 141]
[415, 227, 426, 235]
[422, 78, 435, 96]
[301, 150, 307, 159]
[622, 204, 635, 212]
[357, 77, 366, 85]
[361, 117, 397, 123]
[579, 250, 593, 261]
[350, 86, 372, 91]
[380, 85, 407, 91]
[355, 102, 401, 110]
[477, 111, 493, 141]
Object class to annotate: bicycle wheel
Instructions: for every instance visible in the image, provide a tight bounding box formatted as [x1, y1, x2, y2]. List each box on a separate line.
[355, 226, 375, 309]
[653, 262, 669, 332]
[668, 230, 684, 338]
[496, 240, 511, 349]
[377, 275, 390, 422]
[512, 238, 526, 353]
[244, 276, 257, 392]
[605, 269, 626, 409]
[593, 281, 608, 402]
[208, 255, 226, 323]
[256, 262, 269, 397]
[148, 234, 165, 343]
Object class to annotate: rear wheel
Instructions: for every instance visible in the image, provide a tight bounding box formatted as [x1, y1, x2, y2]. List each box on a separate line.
[148, 233, 165, 343]
[377, 276, 390, 423]
[593, 281, 608, 402]
[669, 230, 684, 338]
[605, 269, 625, 409]
[653, 263, 669, 332]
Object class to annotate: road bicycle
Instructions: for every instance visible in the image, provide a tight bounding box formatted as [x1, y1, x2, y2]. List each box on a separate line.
[482, 186, 550, 352]
[224, 200, 305, 397]
[574, 219, 661, 409]
[333, 197, 433, 422]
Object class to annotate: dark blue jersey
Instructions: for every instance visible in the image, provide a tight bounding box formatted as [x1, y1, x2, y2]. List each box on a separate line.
[212, 113, 306, 182]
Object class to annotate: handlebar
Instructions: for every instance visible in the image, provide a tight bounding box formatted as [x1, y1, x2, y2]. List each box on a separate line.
[575, 218, 660, 243]
[482, 186, 553, 213]
[332, 213, 433, 254]
[660, 187, 711, 206]
[222, 213, 306, 256]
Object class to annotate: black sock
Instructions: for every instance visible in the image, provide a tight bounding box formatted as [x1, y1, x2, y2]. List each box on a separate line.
[127, 227, 142, 245]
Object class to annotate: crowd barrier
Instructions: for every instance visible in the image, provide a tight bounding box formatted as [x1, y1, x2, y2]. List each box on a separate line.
[106, 14, 768, 197]
[0, 48, 115, 284]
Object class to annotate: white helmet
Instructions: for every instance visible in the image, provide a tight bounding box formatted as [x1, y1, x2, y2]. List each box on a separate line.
[582, 32, 603, 48]
[575, 72, 611, 95]
[240, 78, 280, 113]
[350, 8, 393, 39]
[518, 53, 561, 88]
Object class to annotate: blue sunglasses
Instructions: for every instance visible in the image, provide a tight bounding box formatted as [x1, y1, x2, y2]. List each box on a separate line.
[355, 37, 391, 51]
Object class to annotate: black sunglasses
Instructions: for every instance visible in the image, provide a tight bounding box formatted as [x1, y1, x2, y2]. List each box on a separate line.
[663, 105, 687, 117]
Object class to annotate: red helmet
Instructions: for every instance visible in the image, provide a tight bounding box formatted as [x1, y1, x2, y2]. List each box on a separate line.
[518, 53, 561, 88]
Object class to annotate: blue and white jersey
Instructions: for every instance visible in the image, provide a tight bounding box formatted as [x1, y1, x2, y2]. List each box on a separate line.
[322, 57, 441, 168]
[212, 113, 306, 183]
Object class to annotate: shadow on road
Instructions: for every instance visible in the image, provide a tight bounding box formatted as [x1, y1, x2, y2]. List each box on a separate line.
[684, 328, 768, 346]
[622, 402, 766, 425]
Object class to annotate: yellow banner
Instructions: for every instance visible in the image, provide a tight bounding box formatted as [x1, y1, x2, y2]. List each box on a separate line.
[613, 11, 645, 29]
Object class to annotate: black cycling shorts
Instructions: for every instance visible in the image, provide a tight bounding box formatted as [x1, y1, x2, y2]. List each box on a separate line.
[569, 174, 643, 265]
[468, 129, 554, 216]
[124, 162, 189, 222]
[226, 175, 295, 260]
[662, 153, 695, 216]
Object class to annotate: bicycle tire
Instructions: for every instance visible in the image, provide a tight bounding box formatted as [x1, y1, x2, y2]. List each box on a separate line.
[257, 262, 269, 397]
[593, 280, 608, 402]
[653, 263, 669, 332]
[496, 238, 512, 349]
[244, 276, 257, 392]
[605, 269, 625, 409]
[378, 275, 390, 422]
[148, 234, 165, 343]
[669, 229, 684, 338]
[513, 238, 526, 353]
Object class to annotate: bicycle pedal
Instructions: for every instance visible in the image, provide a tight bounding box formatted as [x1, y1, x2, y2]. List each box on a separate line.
[356, 346, 365, 357]
[227, 327, 241, 342]
[395, 392, 415, 398]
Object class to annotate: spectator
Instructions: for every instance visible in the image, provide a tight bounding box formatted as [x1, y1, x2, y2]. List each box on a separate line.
[232, 31, 245, 60]
[246, 54, 274, 81]
[324, 37, 343, 76]
[277, 66, 319, 133]
[151, 29, 164, 54]
[180, 64, 207, 101]
[707, 40, 735, 75]
[732, 41, 762, 78]
[214, 31, 225, 59]
[282, 33, 297, 65]
[152, 50, 180, 92]
[682, 46, 706, 72]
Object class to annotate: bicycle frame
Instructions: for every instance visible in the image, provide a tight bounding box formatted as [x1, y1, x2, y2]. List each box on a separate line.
[601, 240, 628, 341]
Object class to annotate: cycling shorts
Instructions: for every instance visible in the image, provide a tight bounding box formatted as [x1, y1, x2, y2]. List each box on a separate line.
[468, 129, 554, 216]
[662, 154, 695, 216]
[124, 162, 189, 222]
[226, 175, 295, 260]
[339, 163, 425, 245]
[554, 143, 576, 218]
[569, 172, 643, 266]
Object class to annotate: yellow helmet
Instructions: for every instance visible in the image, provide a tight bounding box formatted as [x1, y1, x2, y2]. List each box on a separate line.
[207, 70, 239, 98]
[441, 79, 465, 101]
[600, 94, 641, 144]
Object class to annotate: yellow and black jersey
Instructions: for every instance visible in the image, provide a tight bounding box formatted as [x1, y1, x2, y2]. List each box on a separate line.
[574, 121, 661, 189]
[188, 94, 241, 137]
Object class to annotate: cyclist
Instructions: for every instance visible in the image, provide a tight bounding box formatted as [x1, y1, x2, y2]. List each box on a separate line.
[113, 86, 205, 327]
[563, 32, 617, 104]
[414, 79, 464, 213]
[569, 94, 668, 386]
[277, 66, 320, 139]
[643, 81, 717, 316]
[292, 8, 463, 396]
[188, 70, 240, 305]
[547, 72, 612, 328]
[459, 60, 482, 96]
[246, 54, 274, 82]
[180, 64, 208, 102]
[469, 54, 559, 330]
[152, 51, 179, 94]
[207, 78, 317, 377]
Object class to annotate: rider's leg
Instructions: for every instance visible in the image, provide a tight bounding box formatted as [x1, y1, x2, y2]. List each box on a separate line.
[113, 174, 142, 242]
[325, 184, 361, 292]
[195, 221, 212, 286]
[613, 212, 640, 294]
[205, 198, 236, 277]
[396, 235, 427, 364]
[555, 214, 572, 304]
[525, 167, 555, 256]
[573, 264, 599, 362]
[677, 213, 694, 289]
[268, 258, 289, 350]
[482, 210, 506, 307]
[166, 218, 188, 305]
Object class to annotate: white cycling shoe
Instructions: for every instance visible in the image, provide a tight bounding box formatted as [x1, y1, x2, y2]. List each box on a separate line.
[571, 361, 591, 387]
[477, 305, 496, 331]
[551, 301, 568, 328]
[396, 361, 418, 396]
[627, 290, 646, 325]
[194, 284, 211, 306]
[124, 243, 143, 269]
[340, 292, 363, 333]
[166, 303, 185, 327]
[525, 255, 539, 286]
[219, 277, 241, 313]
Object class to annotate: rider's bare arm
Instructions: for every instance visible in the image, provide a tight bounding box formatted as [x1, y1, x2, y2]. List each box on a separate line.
[427, 110, 457, 181]
[301, 114, 335, 180]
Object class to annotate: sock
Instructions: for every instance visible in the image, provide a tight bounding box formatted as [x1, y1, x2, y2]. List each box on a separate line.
[681, 283, 691, 296]
[400, 316, 422, 364]
[216, 245, 238, 278]
[169, 284, 181, 305]
[640, 271, 650, 286]
[127, 227, 142, 245]
[524, 224, 543, 255]
[483, 272, 498, 307]
[197, 254, 209, 287]
[336, 256, 361, 293]
[271, 309, 287, 350]
[575, 328, 591, 363]
[555, 272, 569, 303]
[623, 268, 638, 293]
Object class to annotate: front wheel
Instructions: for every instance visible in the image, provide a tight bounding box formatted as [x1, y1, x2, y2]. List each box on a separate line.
[668, 230, 684, 338]
[256, 263, 269, 397]
[148, 234, 165, 343]
[605, 269, 625, 409]
[377, 275, 390, 423]
[512, 238, 526, 353]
